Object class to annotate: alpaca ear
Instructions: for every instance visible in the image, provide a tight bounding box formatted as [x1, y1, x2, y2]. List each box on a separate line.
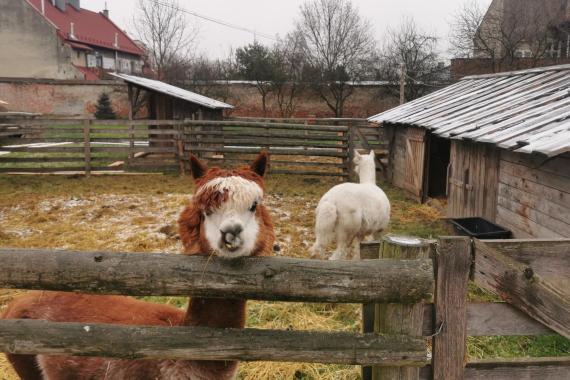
[369, 150, 375, 158]
[353, 151, 362, 164]
[189, 155, 208, 180]
[251, 151, 269, 177]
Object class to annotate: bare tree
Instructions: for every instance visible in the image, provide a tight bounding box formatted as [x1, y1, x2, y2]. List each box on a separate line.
[295, 0, 375, 117]
[450, 0, 558, 71]
[185, 54, 237, 102]
[379, 17, 444, 102]
[271, 32, 307, 118]
[133, 0, 198, 80]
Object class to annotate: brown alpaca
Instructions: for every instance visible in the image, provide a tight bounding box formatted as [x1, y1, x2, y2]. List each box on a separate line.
[1, 153, 275, 380]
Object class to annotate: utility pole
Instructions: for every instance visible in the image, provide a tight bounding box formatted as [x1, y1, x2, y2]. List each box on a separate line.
[399, 63, 406, 105]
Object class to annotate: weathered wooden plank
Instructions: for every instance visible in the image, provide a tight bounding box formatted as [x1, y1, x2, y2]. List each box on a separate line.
[497, 195, 570, 238]
[184, 131, 347, 142]
[360, 241, 382, 380]
[422, 302, 555, 336]
[185, 138, 347, 149]
[473, 239, 570, 339]
[496, 205, 564, 239]
[500, 159, 570, 193]
[0, 157, 84, 163]
[0, 249, 434, 303]
[498, 182, 570, 226]
[499, 170, 570, 210]
[270, 170, 346, 177]
[482, 239, 570, 292]
[419, 357, 570, 380]
[0, 320, 428, 366]
[185, 146, 347, 158]
[432, 237, 471, 380]
[464, 357, 570, 380]
[374, 236, 433, 380]
[500, 150, 570, 180]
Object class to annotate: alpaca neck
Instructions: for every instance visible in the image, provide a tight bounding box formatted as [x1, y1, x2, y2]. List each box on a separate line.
[183, 298, 247, 328]
[358, 165, 376, 184]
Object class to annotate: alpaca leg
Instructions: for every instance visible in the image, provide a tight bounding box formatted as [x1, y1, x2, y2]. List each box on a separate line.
[6, 354, 43, 380]
[310, 240, 327, 259]
[350, 238, 362, 261]
[330, 228, 357, 261]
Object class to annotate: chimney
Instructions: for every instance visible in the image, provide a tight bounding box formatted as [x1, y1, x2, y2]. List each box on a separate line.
[41, 0, 45, 15]
[70, 22, 76, 39]
[67, 0, 80, 9]
[102, 2, 109, 18]
[54, 0, 66, 12]
[114, 33, 119, 48]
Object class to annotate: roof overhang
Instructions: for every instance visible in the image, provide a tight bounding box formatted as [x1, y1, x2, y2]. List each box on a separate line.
[111, 73, 234, 110]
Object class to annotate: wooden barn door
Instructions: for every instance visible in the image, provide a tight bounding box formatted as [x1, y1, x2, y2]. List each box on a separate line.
[447, 141, 499, 221]
[403, 127, 427, 200]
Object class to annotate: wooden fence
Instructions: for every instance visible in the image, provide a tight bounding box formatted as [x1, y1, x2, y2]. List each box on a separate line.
[0, 119, 387, 179]
[0, 236, 568, 379]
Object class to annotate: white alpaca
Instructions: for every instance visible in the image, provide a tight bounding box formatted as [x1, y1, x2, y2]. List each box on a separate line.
[310, 150, 391, 260]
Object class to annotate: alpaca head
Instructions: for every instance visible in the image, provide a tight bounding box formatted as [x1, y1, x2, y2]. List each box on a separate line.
[179, 153, 274, 258]
[353, 150, 376, 183]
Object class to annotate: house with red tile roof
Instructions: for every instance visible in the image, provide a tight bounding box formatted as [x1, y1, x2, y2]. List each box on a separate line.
[0, 0, 145, 80]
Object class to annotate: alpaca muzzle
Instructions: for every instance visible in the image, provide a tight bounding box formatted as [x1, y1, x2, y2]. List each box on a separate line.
[220, 225, 243, 251]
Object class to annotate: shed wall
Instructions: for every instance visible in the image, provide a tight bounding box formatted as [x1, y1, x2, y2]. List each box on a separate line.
[496, 151, 570, 238]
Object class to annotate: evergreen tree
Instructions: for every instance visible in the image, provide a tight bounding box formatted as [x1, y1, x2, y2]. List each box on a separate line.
[94, 93, 116, 119]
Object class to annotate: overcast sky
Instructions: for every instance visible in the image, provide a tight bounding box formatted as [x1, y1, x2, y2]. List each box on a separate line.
[82, 0, 493, 59]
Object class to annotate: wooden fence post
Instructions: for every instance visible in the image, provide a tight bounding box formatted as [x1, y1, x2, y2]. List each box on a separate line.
[177, 124, 185, 176]
[83, 119, 91, 177]
[360, 241, 382, 380]
[432, 236, 471, 380]
[374, 235, 434, 380]
[348, 125, 356, 182]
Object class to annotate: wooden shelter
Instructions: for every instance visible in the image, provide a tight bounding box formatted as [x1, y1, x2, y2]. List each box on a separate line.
[111, 73, 234, 121]
[369, 64, 570, 238]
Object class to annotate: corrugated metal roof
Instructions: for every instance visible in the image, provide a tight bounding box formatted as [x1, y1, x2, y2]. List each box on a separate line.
[111, 73, 234, 110]
[368, 64, 570, 157]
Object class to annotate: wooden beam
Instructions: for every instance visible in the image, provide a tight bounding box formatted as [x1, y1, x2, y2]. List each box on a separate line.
[432, 237, 471, 380]
[473, 239, 570, 339]
[374, 236, 434, 380]
[360, 241, 382, 380]
[83, 119, 91, 177]
[464, 357, 570, 380]
[0, 249, 434, 303]
[422, 302, 555, 337]
[419, 357, 570, 380]
[481, 239, 570, 291]
[0, 319, 428, 366]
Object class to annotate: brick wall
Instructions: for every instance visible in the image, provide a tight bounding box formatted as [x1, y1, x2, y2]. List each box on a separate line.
[451, 58, 570, 80]
[0, 78, 400, 118]
[0, 78, 130, 117]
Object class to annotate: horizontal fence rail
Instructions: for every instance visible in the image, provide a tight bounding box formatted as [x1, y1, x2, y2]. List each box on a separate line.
[0, 249, 434, 303]
[0, 118, 387, 178]
[0, 320, 428, 366]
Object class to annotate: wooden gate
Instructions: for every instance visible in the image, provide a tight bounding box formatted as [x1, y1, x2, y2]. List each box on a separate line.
[403, 128, 427, 200]
[447, 141, 500, 220]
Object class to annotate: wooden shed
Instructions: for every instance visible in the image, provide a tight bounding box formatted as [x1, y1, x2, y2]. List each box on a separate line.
[111, 73, 234, 120]
[369, 64, 570, 238]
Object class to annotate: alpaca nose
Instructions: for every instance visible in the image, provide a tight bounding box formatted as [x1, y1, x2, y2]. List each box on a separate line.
[220, 225, 243, 250]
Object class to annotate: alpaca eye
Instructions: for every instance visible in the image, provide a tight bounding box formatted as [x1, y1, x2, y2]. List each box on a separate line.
[249, 202, 258, 212]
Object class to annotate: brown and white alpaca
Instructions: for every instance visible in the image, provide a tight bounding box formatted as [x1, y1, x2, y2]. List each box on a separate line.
[1, 153, 275, 380]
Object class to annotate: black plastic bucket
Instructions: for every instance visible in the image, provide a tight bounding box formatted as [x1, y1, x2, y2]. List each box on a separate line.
[449, 217, 512, 239]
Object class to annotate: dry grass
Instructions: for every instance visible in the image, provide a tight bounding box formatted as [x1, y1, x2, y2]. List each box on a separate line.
[0, 172, 447, 380]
